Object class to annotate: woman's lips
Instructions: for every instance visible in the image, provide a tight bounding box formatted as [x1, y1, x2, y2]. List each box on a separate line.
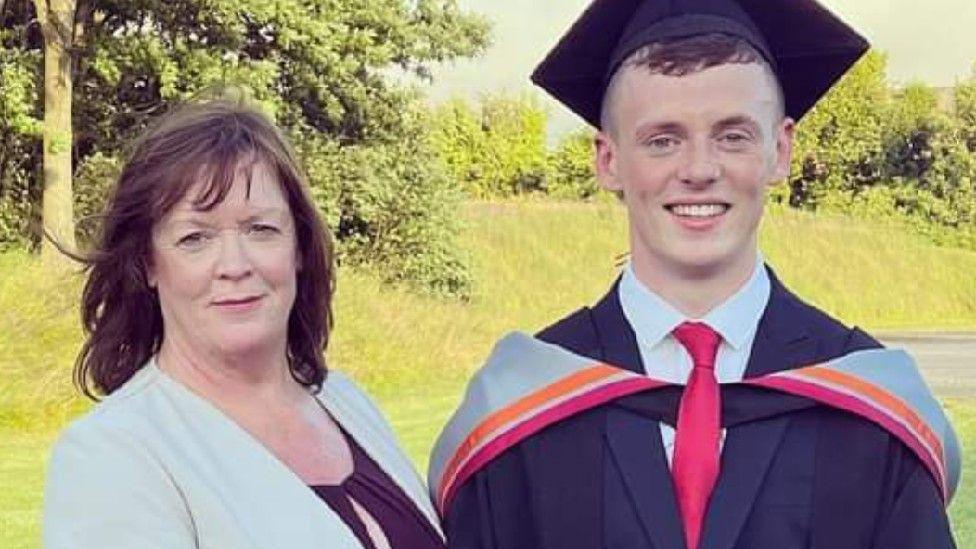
[212, 295, 263, 311]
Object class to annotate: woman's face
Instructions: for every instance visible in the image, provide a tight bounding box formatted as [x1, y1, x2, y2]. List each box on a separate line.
[148, 162, 299, 362]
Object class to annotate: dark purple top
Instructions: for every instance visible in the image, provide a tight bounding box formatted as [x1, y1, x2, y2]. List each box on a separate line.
[309, 434, 444, 549]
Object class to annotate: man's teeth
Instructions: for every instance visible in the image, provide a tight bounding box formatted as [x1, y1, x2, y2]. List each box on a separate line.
[670, 204, 727, 218]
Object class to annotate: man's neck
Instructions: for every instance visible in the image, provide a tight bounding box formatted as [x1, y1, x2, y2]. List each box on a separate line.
[630, 254, 759, 319]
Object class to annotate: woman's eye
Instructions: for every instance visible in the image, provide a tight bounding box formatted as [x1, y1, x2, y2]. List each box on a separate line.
[176, 231, 208, 247]
[249, 223, 280, 235]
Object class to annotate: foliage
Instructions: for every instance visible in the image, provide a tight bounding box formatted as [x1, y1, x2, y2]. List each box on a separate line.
[784, 51, 888, 207]
[545, 128, 600, 200]
[71, 151, 119, 243]
[782, 50, 976, 250]
[0, 27, 42, 251]
[883, 83, 945, 181]
[298, 107, 471, 297]
[956, 74, 976, 152]
[431, 93, 547, 197]
[0, 0, 489, 295]
[431, 95, 609, 201]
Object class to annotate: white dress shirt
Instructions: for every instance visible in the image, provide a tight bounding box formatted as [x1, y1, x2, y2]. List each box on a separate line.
[618, 255, 771, 465]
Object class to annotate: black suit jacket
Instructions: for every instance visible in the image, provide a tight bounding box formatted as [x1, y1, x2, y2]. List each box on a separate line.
[444, 269, 954, 549]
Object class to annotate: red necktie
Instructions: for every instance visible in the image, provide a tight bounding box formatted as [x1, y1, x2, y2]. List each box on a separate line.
[671, 321, 722, 549]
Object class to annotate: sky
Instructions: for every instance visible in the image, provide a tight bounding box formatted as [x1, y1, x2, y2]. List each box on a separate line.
[425, 0, 976, 136]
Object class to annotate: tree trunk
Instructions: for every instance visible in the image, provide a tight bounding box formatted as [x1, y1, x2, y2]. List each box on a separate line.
[34, 0, 77, 264]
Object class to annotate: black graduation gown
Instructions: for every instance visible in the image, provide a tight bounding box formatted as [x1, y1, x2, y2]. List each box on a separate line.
[443, 269, 955, 549]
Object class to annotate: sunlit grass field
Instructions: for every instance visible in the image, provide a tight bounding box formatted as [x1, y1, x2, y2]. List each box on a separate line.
[2, 201, 976, 547]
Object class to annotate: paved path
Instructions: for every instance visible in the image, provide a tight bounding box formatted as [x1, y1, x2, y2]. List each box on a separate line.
[877, 333, 976, 398]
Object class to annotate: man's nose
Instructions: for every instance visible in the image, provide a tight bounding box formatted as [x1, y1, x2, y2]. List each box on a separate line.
[678, 140, 721, 187]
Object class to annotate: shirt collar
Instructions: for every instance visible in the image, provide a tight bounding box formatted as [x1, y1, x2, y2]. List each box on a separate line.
[702, 256, 771, 350]
[619, 264, 686, 349]
[618, 255, 770, 350]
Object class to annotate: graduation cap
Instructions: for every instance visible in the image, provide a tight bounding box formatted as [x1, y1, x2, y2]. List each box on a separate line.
[531, 0, 869, 128]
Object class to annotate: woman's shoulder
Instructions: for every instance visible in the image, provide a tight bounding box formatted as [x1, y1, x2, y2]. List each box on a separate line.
[54, 362, 174, 447]
[44, 363, 197, 549]
[48, 367, 175, 491]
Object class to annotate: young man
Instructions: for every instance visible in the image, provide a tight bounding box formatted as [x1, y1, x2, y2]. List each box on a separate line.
[430, 1, 960, 548]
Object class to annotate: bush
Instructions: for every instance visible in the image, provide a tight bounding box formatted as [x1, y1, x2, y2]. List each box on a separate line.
[957, 77, 976, 152]
[787, 50, 887, 207]
[545, 129, 601, 200]
[299, 109, 471, 298]
[0, 45, 41, 250]
[432, 94, 547, 197]
[784, 51, 976, 250]
[72, 152, 120, 245]
[0, 164, 36, 252]
[882, 83, 946, 181]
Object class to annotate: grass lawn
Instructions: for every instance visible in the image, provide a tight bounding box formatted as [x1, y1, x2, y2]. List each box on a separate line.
[0, 431, 54, 549]
[946, 399, 976, 548]
[3, 201, 976, 546]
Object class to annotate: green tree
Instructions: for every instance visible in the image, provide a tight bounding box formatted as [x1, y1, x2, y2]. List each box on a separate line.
[956, 69, 976, 152]
[545, 128, 600, 200]
[0, 1, 43, 250]
[34, 0, 81, 263]
[0, 0, 489, 294]
[883, 82, 945, 181]
[431, 93, 547, 197]
[785, 50, 888, 207]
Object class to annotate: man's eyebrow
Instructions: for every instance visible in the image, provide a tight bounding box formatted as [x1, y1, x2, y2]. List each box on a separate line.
[633, 121, 686, 141]
[714, 115, 762, 131]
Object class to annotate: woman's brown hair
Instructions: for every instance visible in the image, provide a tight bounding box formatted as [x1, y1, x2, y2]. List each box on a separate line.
[75, 98, 334, 398]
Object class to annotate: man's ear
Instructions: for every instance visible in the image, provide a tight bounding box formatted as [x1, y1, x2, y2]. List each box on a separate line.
[595, 130, 623, 192]
[771, 117, 796, 184]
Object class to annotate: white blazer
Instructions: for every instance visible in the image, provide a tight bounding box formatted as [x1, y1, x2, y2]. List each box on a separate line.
[43, 360, 443, 548]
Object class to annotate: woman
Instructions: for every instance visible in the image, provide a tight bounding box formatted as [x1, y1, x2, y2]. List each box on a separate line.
[44, 98, 445, 549]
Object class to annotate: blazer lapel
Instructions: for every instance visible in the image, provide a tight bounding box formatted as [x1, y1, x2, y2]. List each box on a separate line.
[700, 269, 819, 549]
[605, 407, 687, 549]
[592, 284, 686, 549]
[590, 280, 645, 375]
[146, 362, 365, 548]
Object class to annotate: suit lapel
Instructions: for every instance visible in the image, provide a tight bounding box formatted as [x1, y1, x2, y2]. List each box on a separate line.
[700, 269, 820, 549]
[605, 407, 687, 549]
[590, 280, 645, 375]
[592, 284, 686, 549]
[741, 269, 819, 379]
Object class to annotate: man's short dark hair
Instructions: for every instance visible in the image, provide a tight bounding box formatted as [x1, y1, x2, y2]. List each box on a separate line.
[600, 33, 785, 134]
